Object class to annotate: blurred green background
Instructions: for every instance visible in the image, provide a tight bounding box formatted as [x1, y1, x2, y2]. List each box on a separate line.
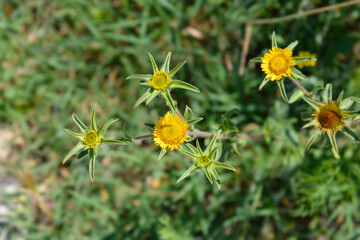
[1, 0, 360, 239]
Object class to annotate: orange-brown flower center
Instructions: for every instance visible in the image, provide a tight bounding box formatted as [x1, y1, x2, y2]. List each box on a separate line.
[317, 109, 341, 129]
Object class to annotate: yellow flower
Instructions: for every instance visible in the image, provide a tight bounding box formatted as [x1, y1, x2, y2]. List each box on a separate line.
[154, 112, 189, 151]
[261, 47, 296, 81]
[296, 51, 317, 69]
[309, 101, 349, 136]
[84, 130, 99, 147]
[150, 71, 170, 90]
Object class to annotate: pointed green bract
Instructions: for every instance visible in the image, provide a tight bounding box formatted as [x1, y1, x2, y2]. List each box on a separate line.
[65, 129, 84, 141]
[341, 127, 360, 143]
[98, 118, 118, 137]
[196, 139, 203, 155]
[186, 143, 198, 155]
[289, 90, 304, 104]
[146, 90, 161, 105]
[168, 60, 187, 79]
[101, 138, 126, 145]
[302, 121, 314, 129]
[249, 57, 262, 63]
[271, 31, 277, 48]
[286, 40, 299, 50]
[148, 53, 159, 73]
[160, 52, 171, 72]
[90, 105, 97, 131]
[89, 148, 95, 181]
[158, 149, 167, 160]
[259, 76, 271, 91]
[168, 80, 200, 93]
[126, 74, 152, 81]
[177, 165, 198, 183]
[209, 168, 221, 189]
[212, 161, 236, 171]
[291, 67, 307, 81]
[72, 114, 88, 133]
[204, 130, 221, 155]
[179, 149, 198, 159]
[204, 168, 213, 184]
[162, 90, 177, 114]
[306, 130, 320, 151]
[328, 133, 340, 159]
[322, 83, 332, 102]
[293, 57, 317, 64]
[134, 89, 151, 108]
[336, 91, 344, 104]
[187, 117, 203, 126]
[184, 106, 193, 121]
[277, 79, 289, 103]
[302, 95, 320, 110]
[209, 146, 220, 160]
[63, 142, 84, 164]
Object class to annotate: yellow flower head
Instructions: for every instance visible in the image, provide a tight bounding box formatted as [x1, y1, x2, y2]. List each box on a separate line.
[150, 71, 170, 90]
[297, 51, 317, 69]
[154, 112, 189, 151]
[310, 101, 348, 136]
[85, 130, 99, 147]
[261, 47, 296, 81]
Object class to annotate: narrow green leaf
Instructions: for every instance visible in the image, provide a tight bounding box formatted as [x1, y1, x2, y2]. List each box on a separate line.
[162, 90, 177, 114]
[168, 80, 200, 93]
[126, 74, 152, 81]
[72, 114, 88, 133]
[98, 118, 118, 137]
[204, 168, 213, 185]
[179, 149, 198, 160]
[148, 53, 158, 74]
[176, 165, 198, 183]
[341, 127, 360, 143]
[271, 31, 277, 48]
[336, 91, 344, 104]
[65, 129, 84, 141]
[259, 75, 270, 91]
[183, 105, 193, 121]
[101, 138, 126, 145]
[93, 144, 99, 156]
[146, 90, 161, 105]
[168, 60, 187, 79]
[90, 105, 97, 131]
[311, 85, 324, 96]
[77, 149, 89, 159]
[302, 95, 320, 110]
[89, 148, 95, 181]
[249, 57, 262, 63]
[63, 142, 84, 164]
[286, 40, 299, 50]
[277, 79, 289, 103]
[204, 130, 221, 155]
[293, 57, 317, 64]
[322, 83, 332, 102]
[196, 139, 203, 155]
[134, 89, 151, 108]
[354, 115, 360, 121]
[209, 168, 221, 190]
[187, 117, 203, 126]
[302, 121, 314, 129]
[289, 89, 304, 104]
[305, 130, 320, 151]
[120, 121, 132, 142]
[160, 52, 171, 72]
[212, 161, 236, 171]
[328, 132, 340, 159]
[186, 143, 198, 155]
[158, 149, 167, 160]
[291, 67, 308, 81]
[209, 146, 220, 161]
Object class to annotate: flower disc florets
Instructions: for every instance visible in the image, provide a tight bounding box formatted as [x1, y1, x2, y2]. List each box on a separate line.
[261, 47, 296, 81]
[85, 130, 99, 147]
[150, 71, 170, 90]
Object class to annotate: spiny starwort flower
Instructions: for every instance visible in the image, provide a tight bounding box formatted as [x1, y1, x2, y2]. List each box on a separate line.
[177, 130, 236, 189]
[296, 51, 317, 69]
[63, 105, 126, 181]
[126, 52, 199, 112]
[302, 84, 360, 159]
[250, 32, 317, 103]
[152, 108, 203, 160]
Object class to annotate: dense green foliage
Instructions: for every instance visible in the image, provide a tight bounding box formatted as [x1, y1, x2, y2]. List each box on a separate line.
[1, 0, 360, 239]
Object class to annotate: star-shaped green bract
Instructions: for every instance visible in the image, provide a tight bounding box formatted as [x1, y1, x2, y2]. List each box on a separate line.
[63, 105, 126, 181]
[126, 52, 200, 109]
[177, 130, 237, 189]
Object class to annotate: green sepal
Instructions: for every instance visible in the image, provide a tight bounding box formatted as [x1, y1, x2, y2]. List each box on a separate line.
[90, 105, 97, 131]
[209, 146, 221, 161]
[162, 90, 177, 114]
[120, 121, 132, 142]
[187, 117, 203, 126]
[144, 123, 155, 129]
[322, 83, 332, 102]
[148, 53, 159, 74]
[146, 89, 161, 105]
[204, 129, 221, 155]
[354, 115, 360, 121]
[64, 129, 84, 141]
[160, 52, 171, 72]
[186, 143, 198, 155]
[259, 75, 271, 91]
[209, 167, 221, 190]
[134, 89, 151, 108]
[336, 91, 344, 104]
[302, 95, 320, 110]
[176, 164, 198, 183]
[72, 114, 88, 133]
[77, 149, 89, 159]
[204, 168, 213, 185]
[277, 79, 289, 103]
[178, 149, 198, 160]
[293, 57, 317, 64]
[289, 89, 304, 104]
[98, 118, 118, 137]
[328, 132, 340, 159]
[341, 127, 360, 143]
[349, 96, 360, 104]
[63, 142, 84, 164]
[302, 121, 314, 129]
[196, 139, 203, 155]
[305, 130, 320, 151]
[93, 143, 99, 156]
[291, 67, 308, 81]
[101, 138, 127, 145]
[168, 80, 200, 93]
[311, 85, 324, 96]
[126, 74, 152, 81]
[158, 149, 167, 160]
[168, 60, 187, 79]
[249, 57, 262, 63]
[212, 161, 236, 171]
[89, 148, 95, 181]
[183, 106, 193, 121]
[271, 31, 277, 48]
[286, 40, 299, 50]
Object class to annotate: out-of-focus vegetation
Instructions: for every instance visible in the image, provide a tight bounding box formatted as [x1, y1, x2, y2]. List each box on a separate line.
[0, 0, 360, 239]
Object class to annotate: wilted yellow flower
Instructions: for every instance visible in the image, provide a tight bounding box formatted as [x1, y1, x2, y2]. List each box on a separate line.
[296, 51, 317, 69]
[261, 47, 296, 81]
[154, 112, 189, 151]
